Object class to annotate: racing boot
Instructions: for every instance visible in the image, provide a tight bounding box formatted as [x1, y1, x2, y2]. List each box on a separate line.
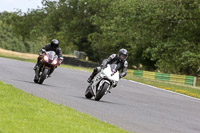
[87, 75, 93, 83]
[33, 65, 40, 83]
[87, 67, 100, 83]
[33, 59, 40, 70]
[87, 72, 96, 83]
[33, 64, 38, 70]
[47, 73, 52, 78]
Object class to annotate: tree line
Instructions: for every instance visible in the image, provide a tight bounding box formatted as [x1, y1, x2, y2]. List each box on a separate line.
[0, 0, 200, 75]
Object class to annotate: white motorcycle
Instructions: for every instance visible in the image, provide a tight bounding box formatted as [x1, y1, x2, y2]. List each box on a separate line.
[85, 64, 119, 101]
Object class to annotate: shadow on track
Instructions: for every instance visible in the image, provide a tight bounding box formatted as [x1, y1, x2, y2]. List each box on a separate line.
[11, 79, 36, 84]
[70, 94, 124, 106]
[10, 78, 64, 88]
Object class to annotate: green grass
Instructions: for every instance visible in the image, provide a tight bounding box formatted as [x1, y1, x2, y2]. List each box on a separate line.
[125, 74, 200, 99]
[0, 81, 129, 133]
[1, 54, 200, 99]
[0, 54, 36, 63]
[60, 64, 93, 72]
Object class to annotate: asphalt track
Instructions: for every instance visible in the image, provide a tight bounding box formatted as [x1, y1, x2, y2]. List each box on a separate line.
[0, 57, 200, 133]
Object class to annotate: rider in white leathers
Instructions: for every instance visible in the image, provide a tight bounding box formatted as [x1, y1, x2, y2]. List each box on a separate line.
[87, 49, 128, 87]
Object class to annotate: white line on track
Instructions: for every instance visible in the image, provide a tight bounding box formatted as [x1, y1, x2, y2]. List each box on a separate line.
[123, 79, 200, 102]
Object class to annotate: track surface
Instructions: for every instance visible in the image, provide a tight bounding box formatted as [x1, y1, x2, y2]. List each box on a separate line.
[0, 57, 200, 133]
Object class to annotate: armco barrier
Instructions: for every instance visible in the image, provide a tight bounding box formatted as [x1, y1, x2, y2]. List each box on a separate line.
[133, 70, 143, 77]
[170, 74, 185, 84]
[143, 71, 155, 80]
[185, 76, 195, 86]
[133, 70, 196, 86]
[155, 72, 170, 81]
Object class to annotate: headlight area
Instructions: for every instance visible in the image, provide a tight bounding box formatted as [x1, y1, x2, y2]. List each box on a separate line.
[52, 59, 58, 65]
[43, 55, 49, 62]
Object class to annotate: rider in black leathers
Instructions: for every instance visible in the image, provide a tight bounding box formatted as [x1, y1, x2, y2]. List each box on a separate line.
[87, 49, 128, 86]
[33, 39, 63, 77]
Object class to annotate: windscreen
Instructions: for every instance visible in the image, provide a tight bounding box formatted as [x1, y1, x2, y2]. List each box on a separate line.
[47, 51, 56, 60]
[110, 64, 117, 72]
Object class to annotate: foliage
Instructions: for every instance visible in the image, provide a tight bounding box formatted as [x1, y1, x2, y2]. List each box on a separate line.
[1, 0, 200, 75]
[0, 12, 43, 53]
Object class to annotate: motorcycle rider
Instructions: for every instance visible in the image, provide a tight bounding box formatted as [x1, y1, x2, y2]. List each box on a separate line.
[33, 39, 63, 77]
[87, 48, 128, 86]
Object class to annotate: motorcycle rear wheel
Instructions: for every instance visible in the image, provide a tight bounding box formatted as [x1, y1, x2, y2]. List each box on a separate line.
[85, 85, 93, 99]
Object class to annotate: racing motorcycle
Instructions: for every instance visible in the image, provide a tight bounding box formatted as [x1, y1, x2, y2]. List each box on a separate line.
[34, 50, 62, 84]
[85, 64, 119, 101]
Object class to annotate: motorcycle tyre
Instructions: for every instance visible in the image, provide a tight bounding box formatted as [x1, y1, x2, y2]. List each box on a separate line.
[95, 82, 109, 101]
[85, 86, 93, 99]
[38, 68, 48, 84]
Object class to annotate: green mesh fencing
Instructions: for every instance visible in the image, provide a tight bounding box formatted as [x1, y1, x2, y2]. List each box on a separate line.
[133, 70, 143, 77]
[155, 72, 170, 81]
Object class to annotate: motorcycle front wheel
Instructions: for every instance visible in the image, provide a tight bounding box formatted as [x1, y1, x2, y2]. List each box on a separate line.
[38, 68, 49, 84]
[95, 82, 109, 101]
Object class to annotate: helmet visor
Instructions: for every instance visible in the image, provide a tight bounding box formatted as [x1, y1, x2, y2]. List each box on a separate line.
[53, 44, 58, 48]
[120, 54, 127, 60]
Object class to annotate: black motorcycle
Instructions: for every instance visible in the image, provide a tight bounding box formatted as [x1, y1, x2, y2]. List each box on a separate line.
[34, 51, 62, 84]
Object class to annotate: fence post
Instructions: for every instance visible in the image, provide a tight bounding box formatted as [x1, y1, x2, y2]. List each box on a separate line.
[193, 77, 197, 87]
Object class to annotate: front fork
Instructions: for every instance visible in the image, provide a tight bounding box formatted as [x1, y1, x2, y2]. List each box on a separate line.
[104, 81, 111, 95]
[35, 64, 51, 77]
[96, 80, 111, 95]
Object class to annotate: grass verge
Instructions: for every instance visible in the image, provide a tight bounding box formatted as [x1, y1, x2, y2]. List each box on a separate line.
[1, 51, 200, 99]
[0, 81, 129, 133]
[125, 74, 200, 99]
[0, 54, 36, 63]
[0, 53, 93, 72]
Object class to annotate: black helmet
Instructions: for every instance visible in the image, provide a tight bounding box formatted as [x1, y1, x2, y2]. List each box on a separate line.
[51, 39, 59, 48]
[118, 48, 128, 61]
